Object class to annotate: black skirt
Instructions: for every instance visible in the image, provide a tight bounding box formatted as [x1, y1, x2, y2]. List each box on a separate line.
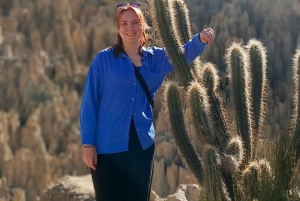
[90, 118, 155, 201]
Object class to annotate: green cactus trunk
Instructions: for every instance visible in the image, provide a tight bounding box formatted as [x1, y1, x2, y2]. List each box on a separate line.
[202, 146, 230, 201]
[149, 0, 193, 87]
[169, 0, 192, 43]
[225, 43, 253, 165]
[242, 162, 259, 200]
[226, 137, 244, 166]
[187, 82, 215, 145]
[246, 40, 267, 161]
[202, 63, 231, 150]
[169, 0, 203, 79]
[164, 82, 204, 184]
[256, 160, 274, 201]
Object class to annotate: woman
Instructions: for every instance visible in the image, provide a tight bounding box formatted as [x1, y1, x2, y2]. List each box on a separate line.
[80, 2, 214, 201]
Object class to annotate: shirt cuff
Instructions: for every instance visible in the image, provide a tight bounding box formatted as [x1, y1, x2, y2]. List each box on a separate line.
[192, 33, 208, 47]
[81, 135, 95, 146]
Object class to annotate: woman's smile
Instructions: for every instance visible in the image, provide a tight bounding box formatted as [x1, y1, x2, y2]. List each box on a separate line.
[118, 10, 142, 45]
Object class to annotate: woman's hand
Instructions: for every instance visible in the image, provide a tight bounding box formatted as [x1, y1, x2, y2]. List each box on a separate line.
[200, 27, 215, 44]
[83, 146, 97, 170]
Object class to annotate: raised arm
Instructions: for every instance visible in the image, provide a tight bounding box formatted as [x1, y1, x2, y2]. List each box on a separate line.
[183, 27, 215, 63]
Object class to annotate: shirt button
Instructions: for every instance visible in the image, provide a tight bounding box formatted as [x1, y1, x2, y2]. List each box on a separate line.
[137, 129, 140, 131]
[134, 83, 136, 85]
[132, 98, 134, 100]
[134, 113, 136, 115]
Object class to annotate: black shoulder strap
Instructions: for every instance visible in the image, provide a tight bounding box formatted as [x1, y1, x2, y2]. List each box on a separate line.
[122, 50, 154, 108]
[133, 64, 154, 108]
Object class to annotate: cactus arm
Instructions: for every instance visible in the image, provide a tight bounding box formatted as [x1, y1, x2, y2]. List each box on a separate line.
[202, 63, 231, 150]
[149, 0, 193, 86]
[242, 162, 259, 200]
[203, 146, 230, 201]
[187, 82, 215, 144]
[169, 0, 192, 44]
[168, 0, 207, 63]
[169, 0, 204, 78]
[256, 160, 273, 201]
[225, 43, 254, 164]
[164, 82, 204, 184]
[246, 40, 268, 160]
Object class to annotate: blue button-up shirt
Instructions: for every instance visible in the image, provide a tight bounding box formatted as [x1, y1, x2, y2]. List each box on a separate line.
[80, 34, 207, 154]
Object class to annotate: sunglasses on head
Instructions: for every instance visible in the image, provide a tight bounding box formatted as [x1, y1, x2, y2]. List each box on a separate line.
[117, 2, 141, 9]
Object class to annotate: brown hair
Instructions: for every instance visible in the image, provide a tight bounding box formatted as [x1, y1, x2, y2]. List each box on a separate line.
[113, 6, 149, 57]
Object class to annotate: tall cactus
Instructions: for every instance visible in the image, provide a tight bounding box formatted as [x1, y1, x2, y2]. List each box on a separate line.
[150, 0, 299, 200]
[169, 0, 192, 44]
[246, 40, 268, 160]
[169, 0, 203, 78]
[202, 63, 231, 150]
[202, 145, 230, 201]
[150, 0, 192, 87]
[225, 43, 254, 164]
[187, 81, 215, 145]
[163, 82, 204, 184]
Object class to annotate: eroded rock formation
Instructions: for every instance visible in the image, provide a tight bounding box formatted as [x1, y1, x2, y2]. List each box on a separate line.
[0, 1, 197, 199]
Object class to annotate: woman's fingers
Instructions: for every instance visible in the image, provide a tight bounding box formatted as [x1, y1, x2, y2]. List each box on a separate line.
[205, 28, 214, 44]
[203, 28, 214, 44]
[89, 163, 96, 170]
[94, 153, 98, 166]
[200, 27, 215, 44]
[83, 147, 97, 170]
[84, 158, 96, 170]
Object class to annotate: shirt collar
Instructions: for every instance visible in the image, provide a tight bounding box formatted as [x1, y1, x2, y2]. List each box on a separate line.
[119, 46, 154, 58]
[142, 46, 154, 55]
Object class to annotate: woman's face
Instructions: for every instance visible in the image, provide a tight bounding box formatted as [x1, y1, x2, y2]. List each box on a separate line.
[118, 9, 143, 46]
